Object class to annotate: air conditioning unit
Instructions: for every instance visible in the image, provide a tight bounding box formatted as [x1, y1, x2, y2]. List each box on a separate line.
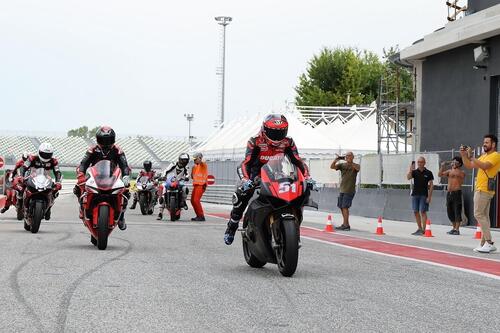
[473, 45, 489, 63]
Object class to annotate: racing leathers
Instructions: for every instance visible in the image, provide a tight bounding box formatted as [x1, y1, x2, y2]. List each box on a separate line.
[19, 155, 62, 219]
[224, 134, 311, 245]
[157, 163, 189, 219]
[130, 170, 157, 210]
[74, 145, 131, 229]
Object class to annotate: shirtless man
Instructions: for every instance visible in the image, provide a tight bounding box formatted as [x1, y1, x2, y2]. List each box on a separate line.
[438, 156, 466, 235]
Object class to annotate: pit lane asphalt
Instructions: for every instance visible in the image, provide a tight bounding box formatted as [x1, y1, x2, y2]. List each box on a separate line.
[0, 195, 498, 333]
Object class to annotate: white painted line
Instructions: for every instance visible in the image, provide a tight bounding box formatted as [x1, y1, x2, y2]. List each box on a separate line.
[301, 235, 500, 281]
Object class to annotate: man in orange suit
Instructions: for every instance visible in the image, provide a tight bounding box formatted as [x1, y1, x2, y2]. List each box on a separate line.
[190, 152, 208, 221]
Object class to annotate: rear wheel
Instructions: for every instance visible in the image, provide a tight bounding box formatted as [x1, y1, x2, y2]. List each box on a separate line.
[169, 197, 177, 221]
[30, 201, 44, 234]
[275, 219, 299, 277]
[97, 205, 109, 250]
[242, 236, 266, 268]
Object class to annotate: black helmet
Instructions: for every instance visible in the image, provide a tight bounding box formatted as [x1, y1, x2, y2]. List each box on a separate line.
[262, 114, 288, 144]
[96, 126, 116, 152]
[143, 160, 152, 172]
[178, 153, 189, 168]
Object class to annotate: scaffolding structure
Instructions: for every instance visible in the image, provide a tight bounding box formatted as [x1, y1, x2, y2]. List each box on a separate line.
[376, 67, 414, 154]
[290, 103, 377, 127]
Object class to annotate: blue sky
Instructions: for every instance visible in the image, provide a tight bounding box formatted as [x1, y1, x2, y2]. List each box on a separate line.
[0, 0, 447, 139]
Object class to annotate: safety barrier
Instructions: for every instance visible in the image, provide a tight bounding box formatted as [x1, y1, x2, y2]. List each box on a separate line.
[200, 185, 234, 205]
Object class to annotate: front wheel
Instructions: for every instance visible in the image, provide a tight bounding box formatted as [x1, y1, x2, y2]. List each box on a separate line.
[275, 219, 299, 277]
[139, 193, 147, 215]
[30, 201, 44, 234]
[242, 236, 266, 268]
[169, 197, 177, 221]
[97, 205, 109, 250]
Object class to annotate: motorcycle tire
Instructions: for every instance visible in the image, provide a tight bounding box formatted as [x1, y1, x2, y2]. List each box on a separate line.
[242, 236, 266, 268]
[169, 198, 177, 221]
[91, 235, 97, 246]
[23, 220, 30, 231]
[97, 205, 109, 250]
[276, 218, 299, 277]
[139, 194, 147, 215]
[17, 201, 24, 221]
[30, 201, 44, 234]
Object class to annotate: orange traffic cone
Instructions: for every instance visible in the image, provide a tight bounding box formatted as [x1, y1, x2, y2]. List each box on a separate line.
[474, 223, 482, 239]
[423, 219, 433, 237]
[375, 216, 385, 235]
[324, 214, 334, 232]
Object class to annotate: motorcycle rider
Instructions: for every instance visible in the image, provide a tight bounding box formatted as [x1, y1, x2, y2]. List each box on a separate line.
[223, 114, 316, 245]
[19, 143, 62, 220]
[1, 153, 31, 214]
[157, 153, 190, 220]
[0, 169, 13, 213]
[130, 160, 157, 210]
[74, 126, 131, 230]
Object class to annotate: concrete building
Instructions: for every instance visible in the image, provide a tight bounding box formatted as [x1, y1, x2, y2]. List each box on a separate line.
[400, 0, 500, 227]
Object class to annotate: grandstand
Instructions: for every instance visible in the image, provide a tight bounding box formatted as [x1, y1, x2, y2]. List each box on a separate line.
[0, 135, 190, 168]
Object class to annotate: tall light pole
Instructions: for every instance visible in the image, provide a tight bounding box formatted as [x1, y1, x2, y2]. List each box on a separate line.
[215, 16, 232, 128]
[184, 113, 194, 144]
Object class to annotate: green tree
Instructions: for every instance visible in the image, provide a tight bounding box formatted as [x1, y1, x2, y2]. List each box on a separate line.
[381, 45, 414, 103]
[295, 46, 413, 106]
[295, 47, 384, 106]
[67, 125, 100, 138]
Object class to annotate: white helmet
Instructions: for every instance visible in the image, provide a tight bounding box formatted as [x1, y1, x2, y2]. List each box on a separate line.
[38, 142, 54, 162]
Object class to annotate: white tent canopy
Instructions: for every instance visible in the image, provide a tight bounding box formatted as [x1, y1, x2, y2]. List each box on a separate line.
[196, 111, 381, 160]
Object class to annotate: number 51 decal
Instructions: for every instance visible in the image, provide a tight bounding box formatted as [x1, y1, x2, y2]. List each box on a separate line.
[279, 182, 297, 193]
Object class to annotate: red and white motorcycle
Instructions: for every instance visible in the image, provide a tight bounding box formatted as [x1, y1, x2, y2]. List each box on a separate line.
[80, 160, 127, 250]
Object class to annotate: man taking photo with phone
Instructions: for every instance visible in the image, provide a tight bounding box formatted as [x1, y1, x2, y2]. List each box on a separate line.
[330, 152, 360, 230]
[460, 134, 500, 253]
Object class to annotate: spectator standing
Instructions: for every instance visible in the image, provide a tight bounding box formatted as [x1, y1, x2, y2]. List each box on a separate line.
[330, 152, 359, 230]
[438, 156, 465, 235]
[461, 134, 500, 253]
[407, 156, 434, 235]
[190, 152, 208, 222]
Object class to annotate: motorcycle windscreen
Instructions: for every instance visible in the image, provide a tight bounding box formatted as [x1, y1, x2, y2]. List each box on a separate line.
[90, 160, 120, 191]
[260, 153, 304, 202]
[29, 168, 53, 189]
[138, 176, 149, 184]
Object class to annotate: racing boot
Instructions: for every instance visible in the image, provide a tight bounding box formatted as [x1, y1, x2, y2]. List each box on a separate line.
[44, 207, 51, 220]
[1, 206, 9, 213]
[224, 219, 239, 245]
[118, 213, 127, 230]
[130, 197, 137, 210]
[156, 212, 163, 221]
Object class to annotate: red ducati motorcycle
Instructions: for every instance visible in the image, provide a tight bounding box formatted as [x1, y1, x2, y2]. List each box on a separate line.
[81, 160, 127, 250]
[23, 168, 56, 233]
[240, 154, 316, 277]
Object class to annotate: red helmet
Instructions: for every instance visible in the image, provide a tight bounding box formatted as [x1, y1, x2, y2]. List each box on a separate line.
[96, 126, 116, 151]
[262, 114, 288, 145]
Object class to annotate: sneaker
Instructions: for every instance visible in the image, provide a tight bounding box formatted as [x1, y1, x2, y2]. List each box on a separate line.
[411, 229, 424, 236]
[0, 207, 9, 214]
[191, 216, 206, 222]
[447, 229, 459, 235]
[335, 225, 350, 231]
[44, 208, 51, 221]
[224, 220, 239, 245]
[454, 230, 460, 235]
[156, 213, 163, 221]
[475, 242, 495, 253]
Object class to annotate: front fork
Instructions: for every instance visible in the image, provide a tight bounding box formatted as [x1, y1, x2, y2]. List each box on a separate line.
[270, 213, 301, 250]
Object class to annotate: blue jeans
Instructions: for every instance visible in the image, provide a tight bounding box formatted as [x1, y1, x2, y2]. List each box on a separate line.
[411, 195, 429, 212]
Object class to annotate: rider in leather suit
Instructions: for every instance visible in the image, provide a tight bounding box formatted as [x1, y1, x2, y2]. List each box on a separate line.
[223, 114, 315, 245]
[74, 126, 131, 230]
[157, 153, 190, 220]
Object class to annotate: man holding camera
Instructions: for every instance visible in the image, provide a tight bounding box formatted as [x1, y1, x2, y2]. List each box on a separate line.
[330, 152, 359, 230]
[407, 157, 434, 235]
[460, 134, 500, 253]
[438, 156, 465, 235]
